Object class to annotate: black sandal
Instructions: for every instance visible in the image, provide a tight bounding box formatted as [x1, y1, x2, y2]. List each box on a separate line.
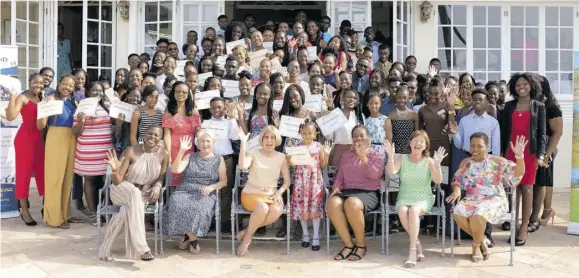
[140, 251, 154, 261]
[348, 246, 366, 261]
[178, 234, 190, 250]
[334, 246, 354, 261]
[501, 221, 511, 231]
[527, 221, 540, 233]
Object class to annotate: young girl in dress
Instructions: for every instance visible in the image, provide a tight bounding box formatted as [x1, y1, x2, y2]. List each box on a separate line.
[287, 120, 331, 251]
[365, 94, 389, 158]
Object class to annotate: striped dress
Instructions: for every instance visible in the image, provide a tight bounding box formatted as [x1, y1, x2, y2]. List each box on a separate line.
[138, 109, 163, 142]
[74, 105, 113, 176]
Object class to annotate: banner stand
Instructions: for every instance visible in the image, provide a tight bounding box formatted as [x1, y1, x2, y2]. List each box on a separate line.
[570, 51, 579, 235]
[0, 45, 20, 219]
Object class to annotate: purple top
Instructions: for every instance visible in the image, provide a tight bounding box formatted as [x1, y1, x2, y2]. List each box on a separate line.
[333, 149, 384, 191]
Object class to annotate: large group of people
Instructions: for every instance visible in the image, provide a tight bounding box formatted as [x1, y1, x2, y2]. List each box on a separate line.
[3, 11, 563, 267]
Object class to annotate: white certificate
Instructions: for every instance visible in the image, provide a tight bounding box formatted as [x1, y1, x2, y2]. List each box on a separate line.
[174, 60, 187, 77]
[104, 88, 120, 104]
[215, 55, 227, 69]
[226, 39, 246, 54]
[222, 80, 240, 98]
[263, 42, 274, 53]
[307, 46, 318, 61]
[285, 146, 315, 166]
[109, 101, 137, 122]
[304, 95, 323, 113]
[37, 100, 64, 119]
[246, 136, 262, 153]
[272, 99, 283, 111]
[74, 97, 99, 117]
[197, 72, 213, 89]
[278, 115, 304, 139]
[316, 108, 348, 137]
[196, 89, 221, 110]
[248, 49, 268, 70]
[201, 119, 228, 140]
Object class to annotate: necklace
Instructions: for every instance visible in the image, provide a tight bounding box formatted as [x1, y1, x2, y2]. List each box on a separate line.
[396, 107, 408, 119]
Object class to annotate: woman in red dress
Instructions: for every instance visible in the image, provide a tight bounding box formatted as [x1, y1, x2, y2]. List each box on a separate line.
[162, 81, 200, 187]
[501, 72, 547, 245]
[4, 74, 45, 225]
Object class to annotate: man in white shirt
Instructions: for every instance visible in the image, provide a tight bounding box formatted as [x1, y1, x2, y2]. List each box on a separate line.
[199, 97, 240, 233]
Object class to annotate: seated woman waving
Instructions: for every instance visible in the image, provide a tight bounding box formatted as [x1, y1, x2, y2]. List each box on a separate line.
[236, 125, 291, 256]
[327, 125, 385, 261]
[98, 125, 169, 261]
[163, 131, 227, 254]
[446, 132, 525, 262]
[384, 130, 447, 268]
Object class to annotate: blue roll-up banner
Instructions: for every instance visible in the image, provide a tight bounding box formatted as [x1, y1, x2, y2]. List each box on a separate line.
[1, 45, 20, 219]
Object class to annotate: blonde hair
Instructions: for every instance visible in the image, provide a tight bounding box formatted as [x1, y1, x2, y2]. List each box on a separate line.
[259, 125, 282, 147]
[196, 129, 215, 143]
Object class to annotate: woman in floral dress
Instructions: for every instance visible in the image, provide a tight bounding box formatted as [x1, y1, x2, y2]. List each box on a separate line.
[447, 132, 525, 263]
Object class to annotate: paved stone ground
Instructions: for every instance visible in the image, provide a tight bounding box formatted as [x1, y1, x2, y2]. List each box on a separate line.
[1, 186, 578, 278]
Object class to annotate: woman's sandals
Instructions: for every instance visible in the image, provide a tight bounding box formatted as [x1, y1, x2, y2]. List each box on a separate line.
[178, 235, 190, 250]
[141, 251, 154, 261]
[480, 238, 490, 260]
[334, 246, 354, 261]
[471, 243, 483, 262]
[189, 239, 201, 255]
[405, 248, 418, 268]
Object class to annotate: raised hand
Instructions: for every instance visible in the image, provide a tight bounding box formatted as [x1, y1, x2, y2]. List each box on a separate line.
[509, 135, 528, 157]
[433, 146, 448, 166]
[77, 112, 86, 124]
[237, 126, 249, 143]
[427, 65, 437, 78]
[104, 149, 125, 173]
[272, 110, 281, 127]
[382, 139, 396, 157]
[179, 135, 192, 151]
[226, 102, 238, 119]
[322, 141, 333, 154]
[444, 84, 458, 107]
[442, 122, 457, 135]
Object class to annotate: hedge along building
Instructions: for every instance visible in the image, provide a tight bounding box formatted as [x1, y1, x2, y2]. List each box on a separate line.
[1, 0, 577, 188]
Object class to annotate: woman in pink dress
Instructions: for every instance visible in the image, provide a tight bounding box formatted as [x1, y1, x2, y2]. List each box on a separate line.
[162, 81, 201, 186]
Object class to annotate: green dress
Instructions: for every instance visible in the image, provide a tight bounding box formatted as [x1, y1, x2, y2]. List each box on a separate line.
[395, 155, 435, 213]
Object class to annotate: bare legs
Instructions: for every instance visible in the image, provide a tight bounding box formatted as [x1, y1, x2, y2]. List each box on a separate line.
[397, 206, 424, 265]
[327, 196, 367, 261]
[453, 215, 488, 262]
[237, 202, 283, 256]
[515, 185, 532, 240]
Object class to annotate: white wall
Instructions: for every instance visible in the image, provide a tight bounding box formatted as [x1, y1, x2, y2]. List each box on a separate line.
[411, 1, 574, 189]
[115, 10, 130, 70]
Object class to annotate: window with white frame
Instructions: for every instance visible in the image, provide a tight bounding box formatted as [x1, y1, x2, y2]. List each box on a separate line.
[393, 0, 411, 62]
[181, 1, 220, 51]
[544, 6, 574, 95]
[144, 1, 173, 56]
[437, 5, 467, 77]
[15, 1, 41, 89]
[329, 1, 370, 41]
[510, 6, 539, 74]
[84, 1, 114, 83]
[472, 6, 502, 83]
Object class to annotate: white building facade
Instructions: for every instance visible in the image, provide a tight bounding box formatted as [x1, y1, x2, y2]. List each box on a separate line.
[1, 0, 577, 189]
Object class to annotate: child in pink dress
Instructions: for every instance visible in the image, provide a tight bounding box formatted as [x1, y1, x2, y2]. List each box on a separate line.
[287, 120, 330, 251]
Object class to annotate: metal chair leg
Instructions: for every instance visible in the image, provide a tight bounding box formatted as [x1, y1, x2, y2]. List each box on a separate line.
[372, 214, 377, 240]
[326, 215, 330, 255]
[441, 209, 446, 257]
[154, 208, 158, 255]
[450, 216, 454, 258]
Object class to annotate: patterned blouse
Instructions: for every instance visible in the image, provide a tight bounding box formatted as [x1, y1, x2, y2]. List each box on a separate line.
[451, 155, 522, 223]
